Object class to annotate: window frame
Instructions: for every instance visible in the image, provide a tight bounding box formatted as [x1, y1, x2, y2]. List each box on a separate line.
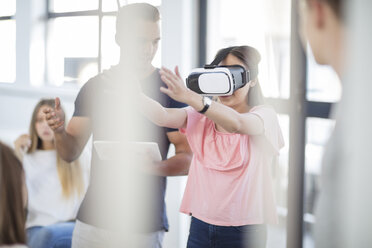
[0, 12, 16, 84]
[46, 0, 117, 81]
[201, 0, 335, 247]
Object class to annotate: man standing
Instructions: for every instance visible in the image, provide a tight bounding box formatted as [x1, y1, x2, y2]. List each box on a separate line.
[45, 3, 192, 248]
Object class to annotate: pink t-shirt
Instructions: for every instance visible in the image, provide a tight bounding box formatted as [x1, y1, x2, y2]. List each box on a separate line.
[179, 105, 284, 226]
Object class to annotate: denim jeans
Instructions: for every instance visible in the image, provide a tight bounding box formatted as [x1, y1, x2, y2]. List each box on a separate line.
[27, 222, 75, 248]
[187, 217, 267, 248]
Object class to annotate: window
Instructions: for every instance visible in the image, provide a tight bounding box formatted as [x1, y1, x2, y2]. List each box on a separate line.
[50, 0, 99, 13]
[207, 0, 291, 99]
[47, 16, 99, 87]
[207, 1, 339, 247]
[46, 0, 161, 87]
[303, 117, 335, 247]
[307, 45, 342, 102]
[207, 0, 292, 246]
[0, 0, 16, 83]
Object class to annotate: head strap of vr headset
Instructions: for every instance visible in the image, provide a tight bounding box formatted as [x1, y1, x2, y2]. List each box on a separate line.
[204, 46, 258, 81]
[207, 46, 237, 67]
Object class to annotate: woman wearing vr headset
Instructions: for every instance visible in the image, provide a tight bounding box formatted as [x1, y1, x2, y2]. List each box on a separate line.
[140, 45, 284, 248]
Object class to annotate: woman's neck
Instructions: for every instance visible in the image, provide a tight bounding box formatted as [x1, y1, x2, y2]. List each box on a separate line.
[233, 102, 251, 114]
[41, 141, 55, 150]
[215, 102, 251, 133]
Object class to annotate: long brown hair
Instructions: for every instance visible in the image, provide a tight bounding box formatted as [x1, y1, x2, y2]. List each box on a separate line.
[28, 99, 84, 199]
[0, 142, 26, 245]
[214, 45, 265, 107]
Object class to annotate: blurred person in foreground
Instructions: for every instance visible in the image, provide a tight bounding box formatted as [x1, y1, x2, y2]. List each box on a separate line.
[44, 3, 192, 248]
[0, 142, 28, 248]
[300, 0, 347, 247]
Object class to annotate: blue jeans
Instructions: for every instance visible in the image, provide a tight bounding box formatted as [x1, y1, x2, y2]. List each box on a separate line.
[187, 217, 267, 248]
[27, 222, 75, 248]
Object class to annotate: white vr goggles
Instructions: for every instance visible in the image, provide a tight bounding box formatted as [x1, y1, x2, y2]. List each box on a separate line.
[186, 65, 250, 96]
[186, 47, 258, 96]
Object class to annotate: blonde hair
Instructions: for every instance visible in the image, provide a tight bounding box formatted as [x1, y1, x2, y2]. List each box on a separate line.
[28, 99, 84, 199]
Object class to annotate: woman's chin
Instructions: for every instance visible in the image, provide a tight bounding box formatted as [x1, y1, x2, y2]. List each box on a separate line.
[218, 96, 234, 106]
[39, 135, 54, 143]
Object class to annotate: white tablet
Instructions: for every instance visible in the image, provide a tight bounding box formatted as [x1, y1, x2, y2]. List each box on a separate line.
[93, 141, 162, 161]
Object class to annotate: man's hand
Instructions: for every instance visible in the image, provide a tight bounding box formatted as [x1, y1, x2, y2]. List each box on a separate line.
[143, 131, 192, 176]
[44, 97, 65, 133]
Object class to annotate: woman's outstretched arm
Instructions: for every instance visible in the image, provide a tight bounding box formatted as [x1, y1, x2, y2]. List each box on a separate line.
[139, 92, 187, 129]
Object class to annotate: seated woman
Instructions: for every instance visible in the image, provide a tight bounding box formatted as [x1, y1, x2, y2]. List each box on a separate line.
[0, 141, 28, 248]
[14, 99, 90, 248]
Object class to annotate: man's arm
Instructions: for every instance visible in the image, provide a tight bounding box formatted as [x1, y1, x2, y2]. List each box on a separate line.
[44, 98, 92, 162]
[54, 117, 92, 162]
[151, 131, 192, 176]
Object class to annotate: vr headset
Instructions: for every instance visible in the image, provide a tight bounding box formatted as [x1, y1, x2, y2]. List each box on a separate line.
[186, 47, 258, 96]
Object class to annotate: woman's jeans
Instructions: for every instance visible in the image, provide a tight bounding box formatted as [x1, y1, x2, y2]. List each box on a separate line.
[27, 222, 75, 248]
[187, 217, 267, 248]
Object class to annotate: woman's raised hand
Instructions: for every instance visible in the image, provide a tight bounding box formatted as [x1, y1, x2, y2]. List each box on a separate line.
[14, 134, 31, 153]
[14, 134, 31, 161]
[159, 66, 190, 104]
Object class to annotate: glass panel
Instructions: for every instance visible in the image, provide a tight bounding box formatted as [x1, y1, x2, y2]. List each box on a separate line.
[0, 0, 16, 16]
[101, 16, 120, 71]
[304, 117, 336, 248]
[47, 16, 99, 87]
[126, 0, 161, 6]
[101, 15, 162, 71]
[106, 0, 162, 11]
[102, 0, 120, 12]
[306, 45, 342, 102]
[0, 20, 16, 83]
[208, 2, 291, 246]
[50, 0, 98, 13]
[267, 114, 289, 247]
[207, 0, 291, 99]
[152, 26, 161, 69]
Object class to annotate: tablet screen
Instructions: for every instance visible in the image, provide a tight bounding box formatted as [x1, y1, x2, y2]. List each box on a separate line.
[93, 141, 162, 161]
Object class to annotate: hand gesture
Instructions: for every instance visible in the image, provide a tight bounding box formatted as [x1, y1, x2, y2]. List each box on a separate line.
[159, 66, 190, 104]
[43, 97, 65, 133]
[14, 134, 31, 154]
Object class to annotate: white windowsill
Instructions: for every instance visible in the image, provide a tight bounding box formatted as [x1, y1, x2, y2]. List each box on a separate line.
[0, 82, 79, 101]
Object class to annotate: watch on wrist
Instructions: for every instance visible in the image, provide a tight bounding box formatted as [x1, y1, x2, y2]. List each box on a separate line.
[199, 96, 212, 114]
